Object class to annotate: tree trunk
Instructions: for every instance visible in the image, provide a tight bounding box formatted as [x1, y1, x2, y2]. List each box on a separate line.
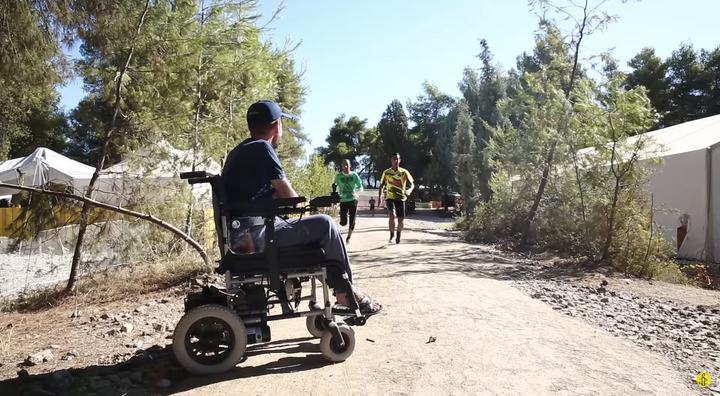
[519, 1, 588, 246]
[66, 0, 152, 293]
[185, 0, 206, 239]
[602, 176, 621, 261]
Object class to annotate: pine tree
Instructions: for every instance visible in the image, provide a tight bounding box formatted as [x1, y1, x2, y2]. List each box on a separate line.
[452, 101, 476, 217]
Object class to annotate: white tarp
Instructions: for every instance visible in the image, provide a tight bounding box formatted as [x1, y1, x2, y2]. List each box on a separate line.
[0, 147, 108, 196]
[98, 140, 221, 206]
[0, 142, 221, 207]
[579, 114, 720, 261]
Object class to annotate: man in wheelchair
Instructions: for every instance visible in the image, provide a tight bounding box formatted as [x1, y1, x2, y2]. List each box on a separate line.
[221, 99, 383, 315]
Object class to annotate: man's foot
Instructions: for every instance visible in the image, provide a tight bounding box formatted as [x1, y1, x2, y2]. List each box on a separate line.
[395, 232, 401, 244]
[389, 231, 394, 243]
[346, 235, 350, 244]
[333, 293, 383, 315]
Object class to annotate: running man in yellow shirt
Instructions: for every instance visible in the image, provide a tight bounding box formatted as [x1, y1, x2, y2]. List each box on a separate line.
[378, 153, 414, 244]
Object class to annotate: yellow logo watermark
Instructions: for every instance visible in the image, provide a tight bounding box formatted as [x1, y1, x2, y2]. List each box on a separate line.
[696, 372, 711, 387]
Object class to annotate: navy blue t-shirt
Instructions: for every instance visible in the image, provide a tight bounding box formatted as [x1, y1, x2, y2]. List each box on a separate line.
[222, 138, 286, 204]
[221, 138, 285, 252]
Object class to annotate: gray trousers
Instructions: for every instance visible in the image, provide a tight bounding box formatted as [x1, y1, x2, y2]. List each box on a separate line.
[255, 214, 354, 289]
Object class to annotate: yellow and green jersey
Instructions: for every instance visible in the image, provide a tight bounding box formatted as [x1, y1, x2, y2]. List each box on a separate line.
[380, 167, 414, 201]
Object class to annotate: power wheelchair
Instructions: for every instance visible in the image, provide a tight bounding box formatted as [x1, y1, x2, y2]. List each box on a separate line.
[171, 171, 368, 376]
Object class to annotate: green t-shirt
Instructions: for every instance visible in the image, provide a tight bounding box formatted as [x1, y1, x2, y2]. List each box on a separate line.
[334, 171, 363, 202]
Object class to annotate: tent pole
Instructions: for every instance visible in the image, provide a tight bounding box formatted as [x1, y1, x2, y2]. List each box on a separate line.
[706, 144, 720, 263]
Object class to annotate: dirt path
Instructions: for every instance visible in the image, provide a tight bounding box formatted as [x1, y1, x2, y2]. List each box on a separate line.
[170, 215, 700, 396]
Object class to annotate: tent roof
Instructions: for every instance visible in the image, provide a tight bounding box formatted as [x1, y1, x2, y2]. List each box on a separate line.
[0, 147, 98, 184]
[102, 140, 221, 178]
[639, 114, 720, 157]
[577, 114, 720, 163]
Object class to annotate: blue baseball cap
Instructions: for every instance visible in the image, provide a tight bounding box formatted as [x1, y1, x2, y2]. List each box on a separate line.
[246, 100, 292, 126]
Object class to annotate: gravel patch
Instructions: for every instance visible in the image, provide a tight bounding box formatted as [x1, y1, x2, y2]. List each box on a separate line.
[0, 252, 124, 299]
[0, 253, 75, 298]
[512, 276, 720, 394]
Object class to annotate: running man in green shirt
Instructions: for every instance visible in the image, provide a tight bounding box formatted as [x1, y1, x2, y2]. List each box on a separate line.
[334, 159, 363, 243]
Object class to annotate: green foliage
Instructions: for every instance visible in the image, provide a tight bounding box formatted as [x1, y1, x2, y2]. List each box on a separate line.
[0, 0, 70, 160]
[426, 105, 459, 196]
[452, 101, 476, 217]
[406, 81, 455, 181]
[626, 43, 720, 129]
[317, 115, 370, 170]
[285, 154, 337, 215]
[377, 99, 413, 170]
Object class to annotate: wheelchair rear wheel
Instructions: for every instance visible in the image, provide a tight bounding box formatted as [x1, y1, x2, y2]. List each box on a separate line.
[172, 304, 247, 376]
[319, 324, 356, 362]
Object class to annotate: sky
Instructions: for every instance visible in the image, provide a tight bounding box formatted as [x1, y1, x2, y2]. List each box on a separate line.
[56, 0, 720, 155]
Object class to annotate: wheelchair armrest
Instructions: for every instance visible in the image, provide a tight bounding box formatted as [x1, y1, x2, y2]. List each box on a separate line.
[228, 197, 307, 217]
[180, 171, 212, 179]
[308, 195, 341, 208]
[180, 171, 216, 185]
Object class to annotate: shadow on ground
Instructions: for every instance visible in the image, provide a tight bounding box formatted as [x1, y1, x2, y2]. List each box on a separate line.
[351, 233, 615, 283]
[0, 336, 331, 396]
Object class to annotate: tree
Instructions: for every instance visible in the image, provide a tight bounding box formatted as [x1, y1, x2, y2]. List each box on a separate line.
[317, 114, 369, 169]
[357, 126, 384, 187]
[406, 81, 454, 181]
[452, 101, 476, 217]
[519, 0, 627, 246]
[426, 105, 459, 205]
[376, 99, 412, 170]
[0, 0, 71, 160]
[64, 0, 155, 293]
[701, 46, 720, 117]
[624, 47, 671, 128]
[663, 43, 706, 126]
[458, 39, 506, 202]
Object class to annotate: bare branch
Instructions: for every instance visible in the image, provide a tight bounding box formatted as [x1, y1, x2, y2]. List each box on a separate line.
[0, 182, 212, 268]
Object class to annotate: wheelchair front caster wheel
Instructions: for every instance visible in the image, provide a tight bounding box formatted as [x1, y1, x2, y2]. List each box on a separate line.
[172, 304, 247, 376]
[306, 315, 325, 338]
[319, 324, 356, 362]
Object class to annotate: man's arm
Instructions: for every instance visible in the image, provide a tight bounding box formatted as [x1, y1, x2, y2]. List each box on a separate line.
[261, 142, 299, 199]
[404, 170, 415, 195]
[378, 171, 386, 201]
[271, 178, 299, 198]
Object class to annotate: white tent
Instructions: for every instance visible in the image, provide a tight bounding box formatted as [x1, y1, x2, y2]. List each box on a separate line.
[582, 114, 720, 262]
[99, 140, 221, 206]
[0, 147, 110, 197]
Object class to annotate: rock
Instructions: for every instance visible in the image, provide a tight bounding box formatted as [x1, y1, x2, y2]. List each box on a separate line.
[120, 323, 133, 333]
[100, 313, 110, 320]
[24, 349, 54, 366]
[70, 310, 82, 318]
[18, 368, 29, 378]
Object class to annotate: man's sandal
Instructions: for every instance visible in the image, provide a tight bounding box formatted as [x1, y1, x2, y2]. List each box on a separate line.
[332, 294, 383, 316]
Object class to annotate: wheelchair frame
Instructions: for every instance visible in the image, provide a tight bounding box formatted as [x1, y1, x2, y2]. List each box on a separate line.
[171, 170, 367, 376]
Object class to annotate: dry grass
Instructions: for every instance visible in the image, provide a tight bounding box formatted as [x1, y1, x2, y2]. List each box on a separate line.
[0, 253, 211, 314]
